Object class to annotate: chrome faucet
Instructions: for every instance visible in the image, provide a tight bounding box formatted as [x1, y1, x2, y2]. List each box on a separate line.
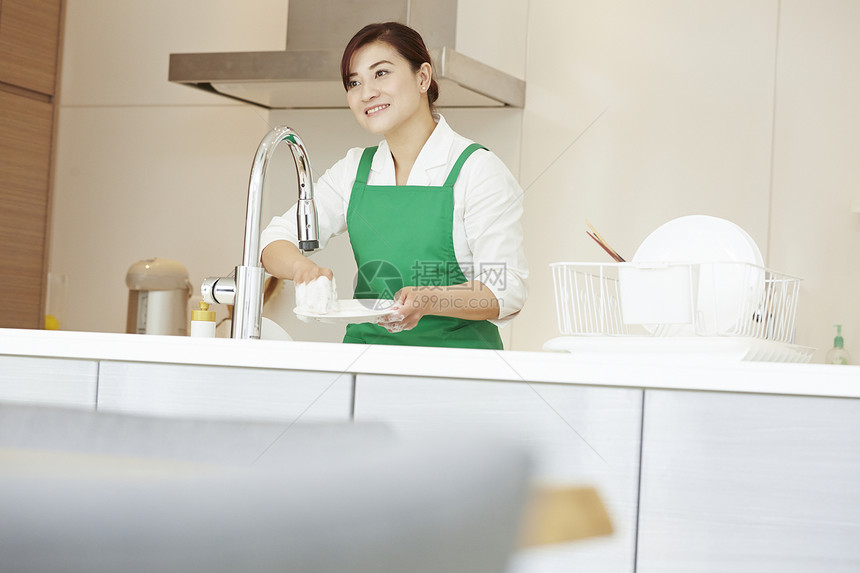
[201, 126, 318, 339]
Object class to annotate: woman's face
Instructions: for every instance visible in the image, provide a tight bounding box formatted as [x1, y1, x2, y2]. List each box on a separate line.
[345, 41, 430, 136]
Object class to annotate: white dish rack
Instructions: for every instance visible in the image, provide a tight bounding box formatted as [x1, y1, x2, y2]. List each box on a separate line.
[547, 262, 814, 362]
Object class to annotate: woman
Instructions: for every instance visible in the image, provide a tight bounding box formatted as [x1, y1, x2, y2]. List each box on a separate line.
[260, 22, 527, 350]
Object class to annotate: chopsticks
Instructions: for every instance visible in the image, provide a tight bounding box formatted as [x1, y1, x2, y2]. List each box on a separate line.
[586, 220, 625, 262]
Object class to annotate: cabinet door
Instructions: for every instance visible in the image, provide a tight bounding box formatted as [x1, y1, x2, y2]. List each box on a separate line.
[0, 0, 63, 95]
[97, 361, 354, 423]
[0, 355, 97, 408]
[0, 90, 53, 329]
[355, 374, 642, 573]
[637, 389, 860, 572]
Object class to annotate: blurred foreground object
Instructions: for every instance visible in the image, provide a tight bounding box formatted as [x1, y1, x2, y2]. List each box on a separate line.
[0, 403, 531, 573]
[521, 485, 613, 547]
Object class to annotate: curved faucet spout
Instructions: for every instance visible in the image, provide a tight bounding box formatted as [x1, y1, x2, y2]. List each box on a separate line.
[205, 125, 319, 340]
[243, 126, 319, 268]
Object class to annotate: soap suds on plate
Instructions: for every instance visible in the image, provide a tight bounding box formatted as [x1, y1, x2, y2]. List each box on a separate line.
[295, 276, 340, 315]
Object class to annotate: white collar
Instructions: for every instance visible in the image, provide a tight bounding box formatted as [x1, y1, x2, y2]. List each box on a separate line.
[371, 115, 455, 185]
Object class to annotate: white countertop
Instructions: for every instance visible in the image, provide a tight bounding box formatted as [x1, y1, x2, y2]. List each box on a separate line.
[1, 328, 858, 399]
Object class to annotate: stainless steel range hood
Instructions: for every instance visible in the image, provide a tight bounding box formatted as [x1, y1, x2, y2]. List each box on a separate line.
[168, 0, 525, 109]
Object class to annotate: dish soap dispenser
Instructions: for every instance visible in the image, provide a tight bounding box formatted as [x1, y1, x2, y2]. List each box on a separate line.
[826, 324, 850, 365]
[191, 301, 216, 338]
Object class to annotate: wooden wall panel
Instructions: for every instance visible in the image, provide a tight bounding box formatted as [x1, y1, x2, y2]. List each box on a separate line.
[0, 0, 63, 95]
[0, 89, 54, 328]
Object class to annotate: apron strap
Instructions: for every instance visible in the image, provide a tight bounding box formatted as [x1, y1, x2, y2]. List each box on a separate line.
[443, 143, 487, 187]
[355, 146, 378, 187]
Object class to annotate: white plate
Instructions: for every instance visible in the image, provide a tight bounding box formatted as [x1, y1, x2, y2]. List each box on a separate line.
[633, 215, 763, 266]
[294, 299, 395, 324]
[631, 216, 765, 335]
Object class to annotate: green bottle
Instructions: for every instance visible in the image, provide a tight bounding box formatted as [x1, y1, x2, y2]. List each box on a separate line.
[825, 325, 850, 365]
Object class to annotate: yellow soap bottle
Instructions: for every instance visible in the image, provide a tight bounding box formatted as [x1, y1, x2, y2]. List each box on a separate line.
[190, 301, 216, 338]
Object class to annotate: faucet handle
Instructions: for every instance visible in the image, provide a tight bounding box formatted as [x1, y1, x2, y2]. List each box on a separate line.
[201, 275, 236, 305]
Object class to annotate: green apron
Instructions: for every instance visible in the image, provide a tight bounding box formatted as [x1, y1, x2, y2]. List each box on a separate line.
[343, 143, 503, 350]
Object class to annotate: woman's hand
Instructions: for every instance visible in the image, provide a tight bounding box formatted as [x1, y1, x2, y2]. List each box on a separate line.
[377, 286, 428, 332]
[376, 282, 500, 333]
[291, 257, 333, 285]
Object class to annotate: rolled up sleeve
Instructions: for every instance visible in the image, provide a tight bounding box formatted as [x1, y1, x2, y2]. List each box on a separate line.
[460, 152, 529, 327]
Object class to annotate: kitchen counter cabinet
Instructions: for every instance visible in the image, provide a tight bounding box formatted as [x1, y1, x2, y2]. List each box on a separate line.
[0, 355, 96, 408]
[2, 329, 859, 398]
[96, 361, 353, 422]
[3, 329, 860, 572]
[354, 374, 642, 573]
[637, 389, 860, 573]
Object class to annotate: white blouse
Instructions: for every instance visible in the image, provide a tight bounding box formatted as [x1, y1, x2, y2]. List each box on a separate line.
[260, 115, 528, 326]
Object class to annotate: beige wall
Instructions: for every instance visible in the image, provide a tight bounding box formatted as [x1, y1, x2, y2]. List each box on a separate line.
[513, 0, 860, 362]
[49, 0, 859, 362]
[768, 0, 860, 362]
[515, 0, 777, 351]
[51, 0, 287, 334]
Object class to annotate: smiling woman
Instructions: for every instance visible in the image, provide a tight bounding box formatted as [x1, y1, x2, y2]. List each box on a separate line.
[344, 41, 433, 150]
[260, 22, 528, 350]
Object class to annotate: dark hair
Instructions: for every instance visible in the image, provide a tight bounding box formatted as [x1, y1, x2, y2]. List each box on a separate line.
[340, 22, 439, 108]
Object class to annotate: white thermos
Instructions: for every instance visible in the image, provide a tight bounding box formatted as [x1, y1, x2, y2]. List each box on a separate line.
[125, 258, 192, 335]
